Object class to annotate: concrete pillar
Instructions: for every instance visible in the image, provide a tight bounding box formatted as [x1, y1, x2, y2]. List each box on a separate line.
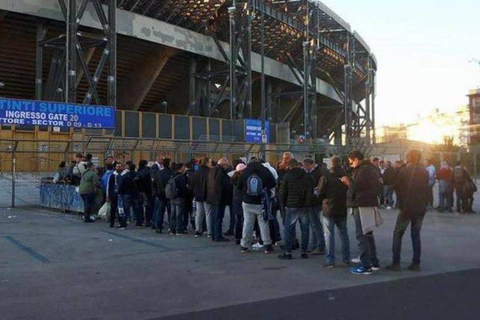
[117, 46, 177, 110]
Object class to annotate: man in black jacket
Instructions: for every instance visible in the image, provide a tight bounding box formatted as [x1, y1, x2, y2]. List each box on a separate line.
[382, 161, 396, 209]
[237, 159, 276, 253]
[189, 157, 212, 237]
[118, 162, 143, 227]
[207, 158, 233, 242]
[106, 162, 124, 228]
[278, 158, 314, 259]
[169, 163, 189, 235]
[137, 160, 154, 227]
[152, 158, 173, 233]
[342, 150, 382, 275]
[318, 156, 350, 267]
[386, 149, 429, 272]
[303, 158, 326, 255]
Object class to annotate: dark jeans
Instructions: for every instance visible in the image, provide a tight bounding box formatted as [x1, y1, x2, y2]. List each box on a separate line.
[455, 189, 468, 213]
[227, 204, 235, 232]
[170, 198, 185, 233]
[232, 198, 244, 240]
[109, 195, 118, 227]
[154, 197, 171, 231]
[309, 205, 325, 251]
[383, 185, 394, 207]
[323, 216, 350, 263]
[392, 211, 424, 265]
[142, 194, 154, 226]
[210, 204, 226, 241]
[81, 192, 96, 221]
[284, 207, 310, 254]
[122, 194, 143, 225]
[183, 197, 194, 230]
[352, 207, 379, 269]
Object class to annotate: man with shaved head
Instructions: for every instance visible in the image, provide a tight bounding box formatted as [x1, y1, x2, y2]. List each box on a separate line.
[207, 158, 233, 242]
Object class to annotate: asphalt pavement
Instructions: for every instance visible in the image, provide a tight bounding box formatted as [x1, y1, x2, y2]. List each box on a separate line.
[1, 206, 480, 320]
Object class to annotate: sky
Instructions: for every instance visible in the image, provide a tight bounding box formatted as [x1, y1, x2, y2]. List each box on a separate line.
[319, 0, 480, 127]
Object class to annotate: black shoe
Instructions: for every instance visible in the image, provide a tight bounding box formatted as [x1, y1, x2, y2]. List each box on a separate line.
[235, 239, 241, 245]
[264, 245, 274, 254]
[109, 224, 114, 228]
[135, 222, 143, 227]
[385, 263, 401, 271]
[155, 229, 162, 234]
[117, 225, 126, 229]
[278, 253, 292, 260]
[241, 246, 250, 253]
[301, 253, 308, 259]
[151, 225, 157, 229]
[216, 237, 230, 242]
[224, 230, 234, 236]
[84, 218, 95, 223]
[194, 231, 202, 238]
[145, 222, 152, 228]
[407, 263, 421, 272]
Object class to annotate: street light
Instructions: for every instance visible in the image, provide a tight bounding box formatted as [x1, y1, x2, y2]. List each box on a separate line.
[161, 101, 168, 114]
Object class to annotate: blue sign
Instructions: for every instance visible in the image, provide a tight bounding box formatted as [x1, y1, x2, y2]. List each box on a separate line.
[0, 98, 115, 128]
[245, 119, 270, 143]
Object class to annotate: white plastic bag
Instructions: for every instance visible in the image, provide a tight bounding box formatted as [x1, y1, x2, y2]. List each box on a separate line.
[98, 202, 111, 220]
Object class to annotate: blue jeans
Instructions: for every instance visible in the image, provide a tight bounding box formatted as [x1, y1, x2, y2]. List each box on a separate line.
[309, 205, 325, 251]
[122, 194, 143, 224]
[284, 207, 310, 254]
[170, 198, 185, 233]
[323, 216, 350, 263]
[211, 204, 226, 241]
[352, 208, 379, 269]
[392, 211, 424, 265]
[383, 185, 394, 206]
[80, 192, 96, 220]
[438, 180, 453, 212]
[154, 197, 171, 231]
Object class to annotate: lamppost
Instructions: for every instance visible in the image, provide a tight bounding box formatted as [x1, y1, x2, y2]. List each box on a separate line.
[161, 101, 168, 114]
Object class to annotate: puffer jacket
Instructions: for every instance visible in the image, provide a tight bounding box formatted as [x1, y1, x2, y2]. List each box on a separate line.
[346, 160, 382, 208]
[279, 167, 314, 208]
[318, 165, 348, 218]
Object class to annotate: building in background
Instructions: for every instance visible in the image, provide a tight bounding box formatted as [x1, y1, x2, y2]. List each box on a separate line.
[468, 88, 480, 146]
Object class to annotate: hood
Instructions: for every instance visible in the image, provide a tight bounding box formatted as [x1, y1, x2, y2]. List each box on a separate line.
[262, 162, 278, 180]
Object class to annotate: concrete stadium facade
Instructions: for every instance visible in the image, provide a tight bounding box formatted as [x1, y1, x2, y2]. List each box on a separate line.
[0, 0, 377, 148]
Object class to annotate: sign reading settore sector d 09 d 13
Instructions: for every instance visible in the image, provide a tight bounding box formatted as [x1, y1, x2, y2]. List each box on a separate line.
[0, 98, 115, 128]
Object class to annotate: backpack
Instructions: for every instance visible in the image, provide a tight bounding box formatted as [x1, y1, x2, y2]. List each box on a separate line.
[165, 176, 179, 199]
[246, 173, 264, 196]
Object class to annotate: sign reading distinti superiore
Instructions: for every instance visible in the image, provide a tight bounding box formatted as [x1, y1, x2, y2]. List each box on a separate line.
[0, 98, 116, 128]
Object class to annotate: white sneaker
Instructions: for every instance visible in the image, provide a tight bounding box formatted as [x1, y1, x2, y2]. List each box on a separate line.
[252, 243, 264, 250]
[386, 206, 392, 210]
[351, 257, 361, 264]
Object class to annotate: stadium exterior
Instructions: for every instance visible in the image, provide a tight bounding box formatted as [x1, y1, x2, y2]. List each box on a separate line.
[0, 0, 377, 171]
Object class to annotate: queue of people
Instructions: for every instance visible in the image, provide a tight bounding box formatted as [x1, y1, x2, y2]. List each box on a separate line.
[58, 149, 476, 276]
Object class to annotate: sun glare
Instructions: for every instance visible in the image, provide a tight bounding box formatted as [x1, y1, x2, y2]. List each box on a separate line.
[407, 119, 458, 144]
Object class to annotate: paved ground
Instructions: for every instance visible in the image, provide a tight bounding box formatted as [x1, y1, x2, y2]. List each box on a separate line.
[1, 206, 480, 320]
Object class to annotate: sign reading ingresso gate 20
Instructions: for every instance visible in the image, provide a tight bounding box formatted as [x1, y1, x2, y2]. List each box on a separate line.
[0, 97, 115, 128]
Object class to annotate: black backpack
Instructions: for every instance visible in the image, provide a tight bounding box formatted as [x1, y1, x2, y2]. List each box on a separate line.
[246, 173, 264, 196]
[165, 176, 179, 199]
